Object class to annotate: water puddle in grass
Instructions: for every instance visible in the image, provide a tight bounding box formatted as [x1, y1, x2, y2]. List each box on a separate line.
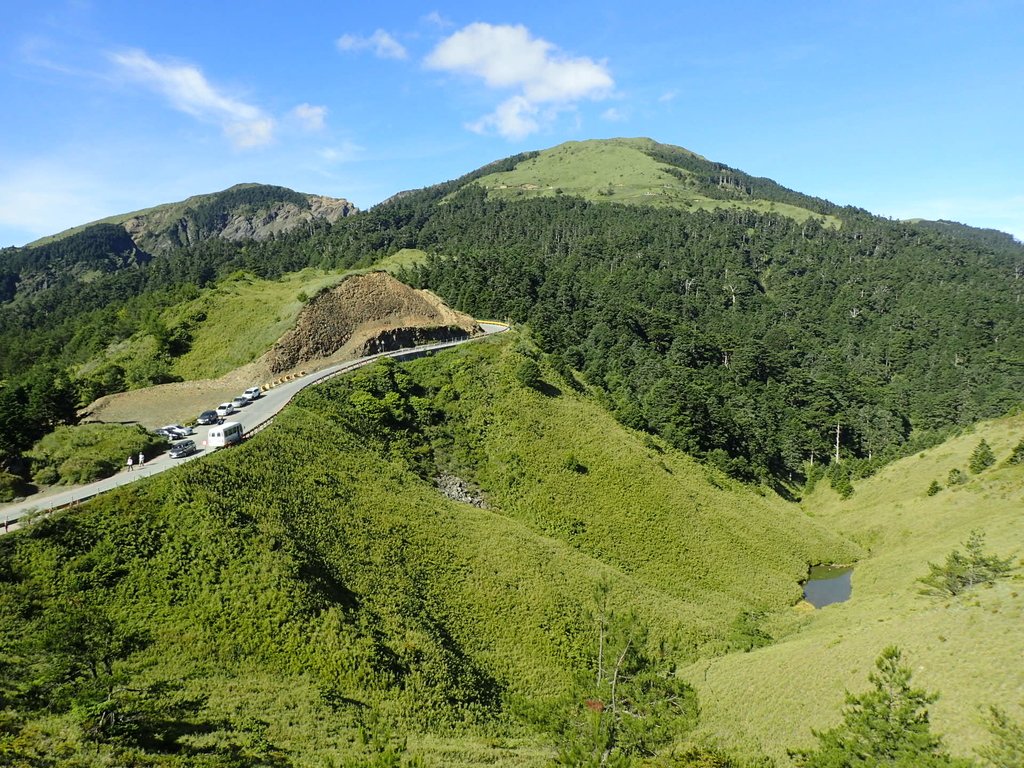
[802, 565, 853, 608]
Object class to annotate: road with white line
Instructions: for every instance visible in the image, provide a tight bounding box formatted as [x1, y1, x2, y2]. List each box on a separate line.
[0, 323, 508, 531]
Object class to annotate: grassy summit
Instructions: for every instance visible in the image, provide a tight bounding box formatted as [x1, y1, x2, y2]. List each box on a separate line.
[470, 137, 841, 225]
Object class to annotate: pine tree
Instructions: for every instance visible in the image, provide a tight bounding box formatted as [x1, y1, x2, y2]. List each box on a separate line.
[1005, 438, 1024, 466]
[791, 646, 963, 767]
[969, 439, 996, 473]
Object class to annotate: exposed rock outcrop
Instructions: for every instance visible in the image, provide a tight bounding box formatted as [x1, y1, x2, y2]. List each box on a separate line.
[264, 271, 482, 375]
[121, 193, 355, 253]
[435, 473, 488, 508]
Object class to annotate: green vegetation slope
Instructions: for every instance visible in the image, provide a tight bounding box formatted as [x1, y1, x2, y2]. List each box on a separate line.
[682, 412, 1024, 764]
[471, 137, 841, 225]
[0, 334, 854, 766]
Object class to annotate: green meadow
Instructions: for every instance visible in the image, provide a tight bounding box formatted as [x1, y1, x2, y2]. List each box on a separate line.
[683, 413, 1024, 764]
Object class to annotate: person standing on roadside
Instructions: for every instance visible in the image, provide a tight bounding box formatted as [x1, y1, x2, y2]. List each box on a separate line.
[126, 455, 134, 472]
[138, 451, 145, 469]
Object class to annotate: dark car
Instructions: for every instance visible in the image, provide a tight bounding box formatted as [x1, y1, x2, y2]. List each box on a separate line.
[196, 410, 219, 425]
[169, 439, 197, 459]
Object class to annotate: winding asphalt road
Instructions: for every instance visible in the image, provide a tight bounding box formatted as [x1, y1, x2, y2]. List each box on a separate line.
[0, 322, 508, 531]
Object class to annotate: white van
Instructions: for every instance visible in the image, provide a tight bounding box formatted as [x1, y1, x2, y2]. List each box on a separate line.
[207, 421, 243, 448]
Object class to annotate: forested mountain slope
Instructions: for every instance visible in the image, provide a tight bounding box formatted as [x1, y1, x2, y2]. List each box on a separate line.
[0, 184, 354, 304]
[404, 184, 1024, 482]
[2, 138, 1022, 493]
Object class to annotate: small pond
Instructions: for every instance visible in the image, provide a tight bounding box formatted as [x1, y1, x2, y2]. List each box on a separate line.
[802, 565, 853, 608]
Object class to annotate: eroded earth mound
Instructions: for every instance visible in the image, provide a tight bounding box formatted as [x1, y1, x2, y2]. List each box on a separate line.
[264, 271, 482, 374]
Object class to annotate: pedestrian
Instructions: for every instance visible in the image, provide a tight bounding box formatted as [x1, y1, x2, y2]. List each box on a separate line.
[138, 451, 145, 469]
[126, 455, 134, 472]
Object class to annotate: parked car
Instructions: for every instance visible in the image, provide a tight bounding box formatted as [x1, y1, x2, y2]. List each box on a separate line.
[169, 439, 197, 459]
[243, 386, 262, 401]
[195, 410, 219, 425]
[216, 403, 235, 417]
[231, 396, 250, 409]
[159, 424, 194, 439]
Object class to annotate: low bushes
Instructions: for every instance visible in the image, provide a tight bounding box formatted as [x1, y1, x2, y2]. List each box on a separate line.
[28, 423, 165, 486]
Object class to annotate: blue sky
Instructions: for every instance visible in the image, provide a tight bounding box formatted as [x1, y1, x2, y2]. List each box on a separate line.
[1, 1, 1022, 246]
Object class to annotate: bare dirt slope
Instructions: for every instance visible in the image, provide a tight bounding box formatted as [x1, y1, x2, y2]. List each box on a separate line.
[83, 272, 481, 427]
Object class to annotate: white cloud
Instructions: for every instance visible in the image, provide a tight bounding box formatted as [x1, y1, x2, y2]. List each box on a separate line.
[319, 140, 364, 164]
[658, 89, 679, 103]
[467, 96, 540, 141]
[601, 107, 627, 122]
[337, 30, 408, 60]
[422, 11, 452, 28]
[108, 49, 274, 149]
[290, 103, 327, 132]
[424, 22, 613, 140]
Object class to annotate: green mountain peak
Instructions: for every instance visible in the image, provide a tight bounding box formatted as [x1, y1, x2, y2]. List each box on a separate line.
[469, 136, 841, 225]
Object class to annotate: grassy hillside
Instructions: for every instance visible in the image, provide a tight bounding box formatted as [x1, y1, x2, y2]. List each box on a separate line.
[78, 250, 431, 383]
[682, 413, 1024, 764]
[0, 332, 853, 766]
[470, 137, 841, 225]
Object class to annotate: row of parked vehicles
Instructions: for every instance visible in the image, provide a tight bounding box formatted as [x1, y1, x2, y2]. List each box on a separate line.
[153, 386, 261, 459]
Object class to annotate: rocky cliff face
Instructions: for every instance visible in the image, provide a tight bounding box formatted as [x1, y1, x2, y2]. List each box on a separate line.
[6, 185, 357, 304]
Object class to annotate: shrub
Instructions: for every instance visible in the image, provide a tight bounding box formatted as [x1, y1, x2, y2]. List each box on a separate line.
[1005, 438, 1024, 466]
[0, 470, 25, 502]
[832, 474, 854, 500]
[28, 424, 165, 486]
[918, 530, 1017, 598]
[926, 480, 942, 496]
[515, 358, 544, 390]
[947, 468, 967, 486]
[976, 706, 1024, 768]
[969, 439, 997, 473]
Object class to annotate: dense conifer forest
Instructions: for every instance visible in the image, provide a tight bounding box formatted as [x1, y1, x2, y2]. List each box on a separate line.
[1, 145, 1022, 491]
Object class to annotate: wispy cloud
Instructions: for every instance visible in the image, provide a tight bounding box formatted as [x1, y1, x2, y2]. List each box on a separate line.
[108, 49, 274, 148]
[424, 22, 613, 140]
[290, 103, 327, 132]
[0, 161, 112, 244]
[319, 140, 364, 164]
[336, 30, 408, 60]
[601, 107, 628, 122]
[422, 11, 452, 28]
